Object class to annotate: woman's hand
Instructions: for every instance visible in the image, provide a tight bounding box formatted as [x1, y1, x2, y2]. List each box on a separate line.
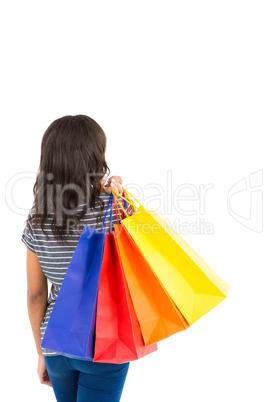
[37, 353, 52, 387]
[100, 175, 123, 194]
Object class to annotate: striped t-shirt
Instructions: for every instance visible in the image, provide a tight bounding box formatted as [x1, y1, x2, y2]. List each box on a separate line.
[21, 192, 133, 357]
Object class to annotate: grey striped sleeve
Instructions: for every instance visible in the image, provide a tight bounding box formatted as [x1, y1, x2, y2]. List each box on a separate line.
[21, 211, 36, 253]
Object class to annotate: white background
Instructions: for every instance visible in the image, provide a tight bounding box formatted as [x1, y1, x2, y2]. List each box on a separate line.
[1, 1, 267, 401]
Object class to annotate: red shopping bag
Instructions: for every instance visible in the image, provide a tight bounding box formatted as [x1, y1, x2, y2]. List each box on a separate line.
[93, 196, 157, 364]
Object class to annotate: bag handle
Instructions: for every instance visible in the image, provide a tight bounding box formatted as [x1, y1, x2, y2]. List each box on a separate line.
[112, 190, 131, 222]
[123, 187, 141, 207]
[101, 191, 123, 233]
[108, 192, 126, 232]
[121, 190, 132, 219]
[113, 192, 123, 222]
[101, 192, 113, 231]
[108, 194, 113, 233]
[124, 189, 139, 216]
[112, 191, 130, 218]
[113, 195, 122, 225]
[113, 187, 141, 207]
[112, 187, 140, 218]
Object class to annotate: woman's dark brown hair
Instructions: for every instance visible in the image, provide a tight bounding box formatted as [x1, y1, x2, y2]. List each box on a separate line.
[27, 114, 110, 243]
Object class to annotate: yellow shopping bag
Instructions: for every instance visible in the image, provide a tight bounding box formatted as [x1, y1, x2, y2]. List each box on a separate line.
[112, 188, 230, 326]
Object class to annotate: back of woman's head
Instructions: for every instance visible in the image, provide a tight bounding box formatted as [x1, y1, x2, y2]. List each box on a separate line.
[29, 114, 110, 242]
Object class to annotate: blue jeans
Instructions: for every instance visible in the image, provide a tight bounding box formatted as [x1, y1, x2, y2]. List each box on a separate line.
[44, 355, 130, 402]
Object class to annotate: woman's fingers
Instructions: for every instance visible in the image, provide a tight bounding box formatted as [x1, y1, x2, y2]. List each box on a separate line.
[111, 179, 123, 194]
[106, 176, 123, 194]
[42, 370, 52, 387]
[106, 176, 123, 187]
[100, 175, 124, 194]
[110, 176, 123, 184]
[37, 355, 52, 387]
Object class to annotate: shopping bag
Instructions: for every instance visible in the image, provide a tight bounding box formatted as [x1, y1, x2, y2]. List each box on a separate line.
[113, 222, 189, 346]
[112, 188, 230, 326]
[93, 195, 158, 363]
[41, 193, 114, 360]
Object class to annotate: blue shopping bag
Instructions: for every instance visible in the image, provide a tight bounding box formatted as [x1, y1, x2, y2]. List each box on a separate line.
[41, 193, 114, 360]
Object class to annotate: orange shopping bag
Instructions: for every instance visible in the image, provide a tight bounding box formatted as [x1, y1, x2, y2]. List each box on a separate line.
[114, 221, 189, 346]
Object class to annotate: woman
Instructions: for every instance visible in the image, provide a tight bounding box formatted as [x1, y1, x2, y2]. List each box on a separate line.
[21, 115, 131, 401]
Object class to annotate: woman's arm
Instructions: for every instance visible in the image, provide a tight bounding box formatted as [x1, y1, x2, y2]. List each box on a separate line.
[26, 248, 47, 355]
[26, 248, 52, 386]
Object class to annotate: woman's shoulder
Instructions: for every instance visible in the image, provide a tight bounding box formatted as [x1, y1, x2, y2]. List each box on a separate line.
[25, 205, 36, 223]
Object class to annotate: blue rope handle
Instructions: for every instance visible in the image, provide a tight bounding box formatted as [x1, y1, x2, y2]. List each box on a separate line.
[101, 192, 113, 232]
[122, 196, 127, 219]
